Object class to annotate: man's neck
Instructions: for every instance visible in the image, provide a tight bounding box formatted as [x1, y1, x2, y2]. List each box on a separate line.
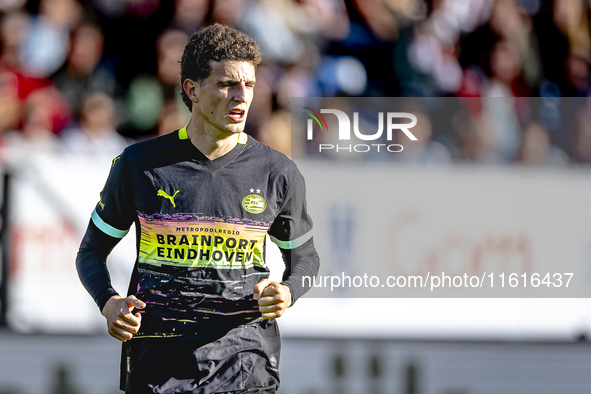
[185, 118, 239, 160]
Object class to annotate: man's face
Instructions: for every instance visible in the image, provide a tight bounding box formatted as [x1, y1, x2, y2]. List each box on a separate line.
[193, 59, 256, 136]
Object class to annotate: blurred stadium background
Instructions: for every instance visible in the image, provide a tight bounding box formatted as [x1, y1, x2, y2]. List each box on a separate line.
[1, 0, 591, 393]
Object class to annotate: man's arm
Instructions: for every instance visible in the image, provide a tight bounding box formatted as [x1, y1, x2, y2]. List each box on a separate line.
[77, 220, 145, 341]
[76, 221, 120, 311]
[255, 161, 320, 318]
[77, 151, 144, 341]
[279, 238, 320, 304]
[254, 239, 319, 319]
[253, 238, 320, 318]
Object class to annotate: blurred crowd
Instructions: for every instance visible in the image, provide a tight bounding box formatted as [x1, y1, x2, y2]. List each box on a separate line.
[1, 0, 591, 165]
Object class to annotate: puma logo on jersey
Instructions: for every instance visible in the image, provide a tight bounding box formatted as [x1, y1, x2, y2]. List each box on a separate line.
[157, 189, 180, 207]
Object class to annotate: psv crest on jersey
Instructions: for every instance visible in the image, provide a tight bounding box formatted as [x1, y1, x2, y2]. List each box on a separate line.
[242, 192, 267, 214]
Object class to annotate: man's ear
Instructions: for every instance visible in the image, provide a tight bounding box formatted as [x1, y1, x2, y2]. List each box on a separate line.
[183, 79, 199, 104]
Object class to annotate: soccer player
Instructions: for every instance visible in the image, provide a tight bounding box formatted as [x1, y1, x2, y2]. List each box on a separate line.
[76, 24, 319, 393]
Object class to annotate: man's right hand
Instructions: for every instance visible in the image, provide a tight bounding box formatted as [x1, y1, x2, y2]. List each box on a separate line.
[101, 295, 146, 342]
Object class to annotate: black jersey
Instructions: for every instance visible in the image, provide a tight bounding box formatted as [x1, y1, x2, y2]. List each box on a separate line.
[92, 127, 314, 339]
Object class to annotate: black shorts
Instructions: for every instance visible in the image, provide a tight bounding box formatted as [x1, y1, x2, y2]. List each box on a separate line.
[121, 319, 281, 394]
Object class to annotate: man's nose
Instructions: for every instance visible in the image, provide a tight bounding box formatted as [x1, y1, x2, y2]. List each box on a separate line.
[233, 82, 248, 102]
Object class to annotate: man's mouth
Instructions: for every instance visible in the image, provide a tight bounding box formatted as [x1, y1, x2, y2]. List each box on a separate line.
[228, 109, 245, 122]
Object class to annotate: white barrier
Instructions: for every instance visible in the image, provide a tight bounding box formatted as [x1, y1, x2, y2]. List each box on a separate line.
[6, 154, 591, 337]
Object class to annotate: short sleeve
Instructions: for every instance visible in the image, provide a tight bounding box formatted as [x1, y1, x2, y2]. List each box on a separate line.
[91, 152, 136, 239]
[268, 163, 313, 249]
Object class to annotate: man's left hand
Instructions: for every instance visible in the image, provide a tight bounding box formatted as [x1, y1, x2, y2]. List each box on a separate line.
[253, 279, 292, 319]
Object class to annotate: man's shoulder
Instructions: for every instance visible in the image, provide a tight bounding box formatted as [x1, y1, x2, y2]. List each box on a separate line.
[123, 131, 181, 158]
[117, 131, 183, 170]
[244, 135, 294, 174]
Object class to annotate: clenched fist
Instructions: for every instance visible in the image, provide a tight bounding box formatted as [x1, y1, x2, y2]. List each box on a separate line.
[101, 295, 146, 342]
[253, 279, 292, 319]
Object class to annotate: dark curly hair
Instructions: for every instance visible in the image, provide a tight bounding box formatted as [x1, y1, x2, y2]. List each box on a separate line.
[180, 23, 262, 110]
